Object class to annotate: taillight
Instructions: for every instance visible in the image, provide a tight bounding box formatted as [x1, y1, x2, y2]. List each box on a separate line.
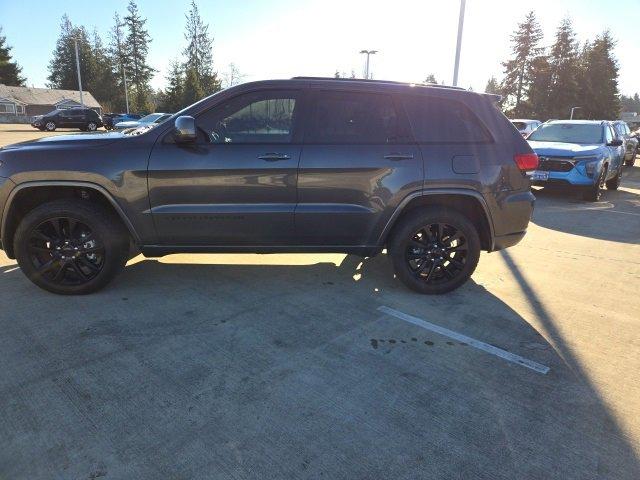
[514, 153, 539, 171]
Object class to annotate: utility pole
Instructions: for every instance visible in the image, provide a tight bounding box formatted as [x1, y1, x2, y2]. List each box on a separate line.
[122, 66, 130, 114]
[359, 50, 378, 79]
[570, 106, 581, 119]
[452, 0, 466, 86]
[73, 38, 84, 107]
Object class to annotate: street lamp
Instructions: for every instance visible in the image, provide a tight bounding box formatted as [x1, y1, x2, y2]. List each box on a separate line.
[570, 106, 581, 120]
[72, 37, 84, 107]
[452, 0, 466, 86]
[359, 50, 378, 79]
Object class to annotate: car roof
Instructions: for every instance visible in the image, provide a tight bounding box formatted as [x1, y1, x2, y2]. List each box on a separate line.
[545, 120, 606, 125]
[226, 77, 493, 100]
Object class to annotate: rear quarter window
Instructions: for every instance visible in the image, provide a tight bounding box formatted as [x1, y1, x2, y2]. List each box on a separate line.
[402, 95, 492, 143]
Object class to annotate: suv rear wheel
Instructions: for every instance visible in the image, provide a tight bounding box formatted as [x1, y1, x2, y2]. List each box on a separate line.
[14, 200, 130, 294]
[389, 207, 481, 294]
[625, 146, 637, 166]
[44, 121, 56, 132]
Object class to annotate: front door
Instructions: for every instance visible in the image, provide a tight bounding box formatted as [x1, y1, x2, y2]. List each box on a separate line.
[147, 89, 303, 245]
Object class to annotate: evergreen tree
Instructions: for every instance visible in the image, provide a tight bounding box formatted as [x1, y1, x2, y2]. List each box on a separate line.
[161, 59, 185, 112]
[620, 93, 640, 112]
[0, 27, 25, 86]
[183, 0, 220, 94]
[546, 18, 579, 119]
[424, 74, 438, 84]
[108, 13, 130, 112]
[580, 31, 620, 119]
[527, 55, 553, 119]
[501, 11, 543, 116]
[484, 77, 500, 95]
[123, 0, 155, 112]
[182, 67, 205, 106]
[89, 29, 117, 110]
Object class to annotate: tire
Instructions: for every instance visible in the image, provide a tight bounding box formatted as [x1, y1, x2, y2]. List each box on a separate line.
[87, 122, 97, 131]
[606, 164, 622, 190]
[14, 200, 130, 295]
[583, 167, 606, 202]
[388, 207, 481, 294]
[44, 121, 56, 132]
[625, 146, 637, 167]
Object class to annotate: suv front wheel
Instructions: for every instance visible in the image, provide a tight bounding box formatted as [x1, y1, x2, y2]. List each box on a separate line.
[14, 200, 130, 294]
[44, 121, 56, 132]
[86, 122, 98, 131]
[389, 207, 481, 294]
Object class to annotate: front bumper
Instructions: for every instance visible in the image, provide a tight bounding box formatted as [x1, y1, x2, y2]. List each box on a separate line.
[529, 163, 599, 187]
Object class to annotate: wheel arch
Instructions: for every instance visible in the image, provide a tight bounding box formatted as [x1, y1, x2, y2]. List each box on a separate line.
[1, 181, 140, 259]
[379, 189, 495, 251]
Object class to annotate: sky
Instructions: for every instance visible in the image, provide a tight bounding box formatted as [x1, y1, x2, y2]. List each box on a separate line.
[1, 0, 638, 95]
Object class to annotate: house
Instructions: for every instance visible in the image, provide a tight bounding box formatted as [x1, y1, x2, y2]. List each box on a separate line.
[0, 84, 102, 123]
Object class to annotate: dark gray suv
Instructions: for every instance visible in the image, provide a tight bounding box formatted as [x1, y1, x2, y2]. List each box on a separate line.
[0, 78, 537, 295]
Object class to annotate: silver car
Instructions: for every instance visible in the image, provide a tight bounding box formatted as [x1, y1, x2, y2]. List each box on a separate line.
[114, 113, 173, 130]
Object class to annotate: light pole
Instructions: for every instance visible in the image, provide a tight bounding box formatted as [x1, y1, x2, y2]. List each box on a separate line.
[570, 106, 581, 119]
[73, 37, 84, 107]
[452, 0, 466, 86]
[359, 50, 378, 79]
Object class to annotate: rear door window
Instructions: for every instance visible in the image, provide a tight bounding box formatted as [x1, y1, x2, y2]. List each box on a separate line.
[402, 96, 492, 143]
[305, 91, 402, 144]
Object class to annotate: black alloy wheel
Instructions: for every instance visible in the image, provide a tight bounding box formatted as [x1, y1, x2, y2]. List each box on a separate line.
[406, 223, 468, 285]
[26, 217, 104, 286]
[14, 200, 129, 294]
[389, 207, 481, 294]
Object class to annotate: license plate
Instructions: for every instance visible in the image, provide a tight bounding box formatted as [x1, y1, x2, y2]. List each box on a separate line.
[530, 170, 549, 181]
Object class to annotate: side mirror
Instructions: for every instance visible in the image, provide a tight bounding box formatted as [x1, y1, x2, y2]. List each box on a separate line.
[607, 138, 623, 147]
[173, 116, 197, 143]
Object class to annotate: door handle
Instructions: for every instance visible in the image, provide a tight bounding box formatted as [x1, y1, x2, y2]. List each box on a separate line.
[258, 153, 291, 161]
[384, 153, 415, 161]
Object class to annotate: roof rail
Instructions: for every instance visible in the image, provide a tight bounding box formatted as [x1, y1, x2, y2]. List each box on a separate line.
[290, 76, 467, 90]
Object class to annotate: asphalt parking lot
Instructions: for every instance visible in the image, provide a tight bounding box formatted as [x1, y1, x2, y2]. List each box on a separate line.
[1, 124, 639, 479]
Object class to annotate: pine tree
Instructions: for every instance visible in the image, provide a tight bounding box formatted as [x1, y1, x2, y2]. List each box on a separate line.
[183, 0, 220, 95]
[580, 31, 620, 119]
[182, 67, 205, 106]
[161, 59, 185, 112]
[528, 56, 553, 119]
[484, 77, 500, 95]
[501, 11, 543, 116]
[123, 0, 155, 112]
[90, 29, 117, 110]
[108, 13, 130, 112]
[424, 74, 438, 84]
[0, 27, 26, 86]
[546, 18, 579, 119]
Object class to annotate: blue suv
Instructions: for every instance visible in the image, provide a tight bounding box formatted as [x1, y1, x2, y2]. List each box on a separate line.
[527, 120, 625, 201]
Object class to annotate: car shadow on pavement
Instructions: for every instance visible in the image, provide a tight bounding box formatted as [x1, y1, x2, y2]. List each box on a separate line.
[531, 166, 640, 244]
[2, 251, 638, 478]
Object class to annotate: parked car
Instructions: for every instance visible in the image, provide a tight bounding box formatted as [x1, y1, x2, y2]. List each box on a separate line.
[527, 120, 625, 201]
[113, 113, 172, 130]
[612, 120, 638, 166]
[511, 119, 542, 137]
[103, 113, 142, 131]
[31, 108, 103, 132]
[0, 77, 536, 295]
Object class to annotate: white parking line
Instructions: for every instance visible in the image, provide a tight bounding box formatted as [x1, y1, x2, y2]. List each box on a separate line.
[3, 266, 20, 273]
[377, 306, 550, 375]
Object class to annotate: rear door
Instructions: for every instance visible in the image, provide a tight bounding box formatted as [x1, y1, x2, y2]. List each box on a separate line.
[296, 90, 420, 246]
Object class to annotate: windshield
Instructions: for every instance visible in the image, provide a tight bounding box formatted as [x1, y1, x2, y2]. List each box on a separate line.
[528, 123, 603, 144]
[140, 113, 164, 123]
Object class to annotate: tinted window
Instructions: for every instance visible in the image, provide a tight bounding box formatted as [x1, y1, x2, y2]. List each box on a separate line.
[306, 91, 400, 144]
[199, 90, 298, 144]
[402, 96, 491, 143]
